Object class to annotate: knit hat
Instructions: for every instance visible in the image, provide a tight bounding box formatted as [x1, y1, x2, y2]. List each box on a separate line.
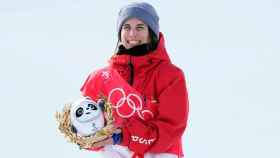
[117, 2, 159, 39]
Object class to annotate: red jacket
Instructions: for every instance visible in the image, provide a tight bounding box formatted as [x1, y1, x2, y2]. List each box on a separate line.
[81, 33, 189, 157]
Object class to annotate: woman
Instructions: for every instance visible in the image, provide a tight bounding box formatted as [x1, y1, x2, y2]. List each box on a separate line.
[80, 2, 189, 158]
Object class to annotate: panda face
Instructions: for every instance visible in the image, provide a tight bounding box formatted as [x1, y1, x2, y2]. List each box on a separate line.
[70, 97, 105, 136]
[72, 98, 102, 123]
[75, 103, 97, 117]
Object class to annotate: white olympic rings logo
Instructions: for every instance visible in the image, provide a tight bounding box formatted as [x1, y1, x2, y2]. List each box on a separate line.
[108, 88, 153, 120]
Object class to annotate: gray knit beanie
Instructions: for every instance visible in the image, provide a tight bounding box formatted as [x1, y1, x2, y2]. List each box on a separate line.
[117, 2, 159, 39]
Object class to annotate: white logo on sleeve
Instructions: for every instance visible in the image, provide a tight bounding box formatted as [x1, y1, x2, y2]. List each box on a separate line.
[101, 71, 111, 80]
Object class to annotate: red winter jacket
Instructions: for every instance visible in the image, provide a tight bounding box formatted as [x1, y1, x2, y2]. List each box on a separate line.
[81, 33, 189, 157]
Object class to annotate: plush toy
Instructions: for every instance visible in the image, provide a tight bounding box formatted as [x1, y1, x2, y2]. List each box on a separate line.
[55, 97, 115, 149]
[70, 97, 105, 137]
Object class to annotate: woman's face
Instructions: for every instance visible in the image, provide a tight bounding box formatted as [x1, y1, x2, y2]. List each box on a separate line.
[120, 18, 151, 49]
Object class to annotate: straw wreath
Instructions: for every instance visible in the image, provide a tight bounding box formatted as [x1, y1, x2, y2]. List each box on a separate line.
[55, 98, 115, 149]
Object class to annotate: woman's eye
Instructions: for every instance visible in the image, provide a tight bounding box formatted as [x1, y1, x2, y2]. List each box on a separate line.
[122, 25, 130, 31]
[136, 26, 144, 31]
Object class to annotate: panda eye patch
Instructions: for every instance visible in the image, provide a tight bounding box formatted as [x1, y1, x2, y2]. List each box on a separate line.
[88, 104, 97, 110]
[76, 107, 84, 117]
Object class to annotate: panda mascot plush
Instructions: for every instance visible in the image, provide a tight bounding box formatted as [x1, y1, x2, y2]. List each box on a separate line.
[70, 97, 105, 137]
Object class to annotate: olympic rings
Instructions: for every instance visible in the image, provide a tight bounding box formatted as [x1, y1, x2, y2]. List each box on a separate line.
[108, 88, 153, 120]
[108, 88, 126, 109]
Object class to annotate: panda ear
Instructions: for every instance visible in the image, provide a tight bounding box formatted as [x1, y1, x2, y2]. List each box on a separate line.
[70, 124, 78, 134]
[84, 96, 92, 100]
[97, 99, 105, 112]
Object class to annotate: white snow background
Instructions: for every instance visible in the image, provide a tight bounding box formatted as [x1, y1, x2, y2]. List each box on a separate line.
[0, 0, 279, 158]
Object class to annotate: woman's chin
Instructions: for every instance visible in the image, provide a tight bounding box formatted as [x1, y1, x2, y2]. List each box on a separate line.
[124, 42, 142, 49]
[127, 45, 138, 49]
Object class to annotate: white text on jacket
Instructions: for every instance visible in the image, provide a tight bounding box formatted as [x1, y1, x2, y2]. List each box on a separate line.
[131, 135, 155, 145]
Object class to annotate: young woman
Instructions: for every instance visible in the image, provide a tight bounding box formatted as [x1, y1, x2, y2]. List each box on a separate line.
[80, 2, 189, 158]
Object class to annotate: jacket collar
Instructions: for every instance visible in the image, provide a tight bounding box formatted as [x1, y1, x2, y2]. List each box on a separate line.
[116, 43, 156, 56]
[109, 32, 171, 70]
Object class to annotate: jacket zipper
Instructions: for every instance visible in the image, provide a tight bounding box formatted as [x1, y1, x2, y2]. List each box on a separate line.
[128, 56, 134, 86]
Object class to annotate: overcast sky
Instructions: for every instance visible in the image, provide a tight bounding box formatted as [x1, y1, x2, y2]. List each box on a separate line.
[0, 0, 279, 158]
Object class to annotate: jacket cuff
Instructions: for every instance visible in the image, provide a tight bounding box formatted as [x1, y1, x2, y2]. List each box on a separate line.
[112, 133, 122, 145]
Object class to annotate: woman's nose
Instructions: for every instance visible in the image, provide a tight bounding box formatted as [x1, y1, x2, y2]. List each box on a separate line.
[128, 28, 137, 37]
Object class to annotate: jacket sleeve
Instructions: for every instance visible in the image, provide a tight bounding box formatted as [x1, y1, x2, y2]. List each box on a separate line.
[120, 70, 189, 154]
[80, 70, 103, 100]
